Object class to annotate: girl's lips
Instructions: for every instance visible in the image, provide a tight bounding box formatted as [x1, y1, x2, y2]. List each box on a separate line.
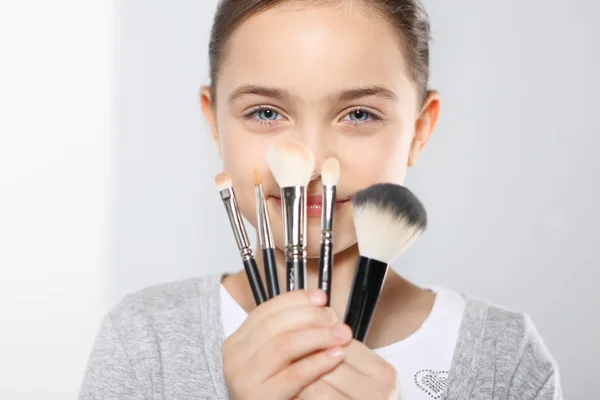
[306, 195, 323, 205]
[307, 202, 322, 218]
[272, 196, 349, 218]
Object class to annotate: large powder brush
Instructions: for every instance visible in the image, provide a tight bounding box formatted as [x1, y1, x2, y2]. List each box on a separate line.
[344, 183, 428, 342]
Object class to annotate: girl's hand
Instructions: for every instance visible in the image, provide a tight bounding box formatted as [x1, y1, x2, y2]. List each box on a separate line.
[297, 339, 399, 400]
[222, 289, 353, 400]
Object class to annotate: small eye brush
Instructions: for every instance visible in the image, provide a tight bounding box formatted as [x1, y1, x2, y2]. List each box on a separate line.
[318, 158, 340, 306]
[216, 172, 267, 306]
[254, 165, 280, 298]
[267, 140, 315, 291]
[344, 183, 427, 342]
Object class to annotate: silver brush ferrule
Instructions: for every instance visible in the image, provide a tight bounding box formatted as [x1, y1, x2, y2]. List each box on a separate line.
[321, 185, 336, 233]
[319, 185, 336, 295]
[219, 187, 253, 261]
[281, 186, 307, 262]
[255, 185, 274, 250]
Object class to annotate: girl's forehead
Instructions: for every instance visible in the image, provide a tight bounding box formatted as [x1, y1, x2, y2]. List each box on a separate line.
[218, 4, 413, 100]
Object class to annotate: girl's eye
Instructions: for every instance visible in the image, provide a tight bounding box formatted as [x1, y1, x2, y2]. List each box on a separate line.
[242, 106, 286, 127]
[250, 108, 284, 122]
[349, 110, 369, 121]
[341, 108, 381, 124]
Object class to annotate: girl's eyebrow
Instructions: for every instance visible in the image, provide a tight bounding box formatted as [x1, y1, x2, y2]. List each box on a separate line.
[228, 84, 398, 105]
[228, 84, 296, 105]
[328, 86, 398, 103]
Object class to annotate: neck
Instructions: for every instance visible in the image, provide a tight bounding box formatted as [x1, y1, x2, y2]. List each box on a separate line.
[222, 237, 434, 349]
[223, 238, 362, 318]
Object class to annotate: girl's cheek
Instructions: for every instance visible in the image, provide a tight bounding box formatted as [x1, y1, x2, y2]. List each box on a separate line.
[332, 133, 412, 187]
[219, 131, 273, 228]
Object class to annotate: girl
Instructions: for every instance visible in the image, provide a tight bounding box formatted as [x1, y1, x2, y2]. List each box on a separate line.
[81, 1, 561, 399]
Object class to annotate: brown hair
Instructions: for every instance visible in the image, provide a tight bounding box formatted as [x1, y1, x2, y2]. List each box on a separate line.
[208, 0, 431, 102]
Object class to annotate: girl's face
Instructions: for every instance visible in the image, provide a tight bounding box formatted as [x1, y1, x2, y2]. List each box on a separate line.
[202, 3, 439, 257]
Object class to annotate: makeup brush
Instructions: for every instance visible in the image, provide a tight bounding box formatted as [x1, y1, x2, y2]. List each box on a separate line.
[267, 140, 315, 291]
[344, 183, 427, 342]
[318, 158, 340, 306]
[216, 172, 267, 306]
[254, 165, 280, 298]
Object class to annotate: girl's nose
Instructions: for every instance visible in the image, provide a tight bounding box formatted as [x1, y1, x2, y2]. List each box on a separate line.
[289, 127, 334, 182]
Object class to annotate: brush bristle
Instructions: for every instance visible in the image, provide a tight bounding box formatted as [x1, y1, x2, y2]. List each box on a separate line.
[215, 172, 232, 191]
[254, 165, 262, 186]
[321, 158, 340, 186]
[352, 183, 427, 263]
[267, 140, 315, 188]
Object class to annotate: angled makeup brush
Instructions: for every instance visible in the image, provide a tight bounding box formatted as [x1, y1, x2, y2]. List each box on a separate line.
[254, 165, 280, 298]
[344, 183, 427, 342]
[267, 140, 315, 291]
[318, 158, 340, 306]
[216, 172, 267, 306]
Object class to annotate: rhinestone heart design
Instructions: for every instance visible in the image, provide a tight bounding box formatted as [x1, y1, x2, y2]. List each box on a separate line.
[414, 369, 449, 399]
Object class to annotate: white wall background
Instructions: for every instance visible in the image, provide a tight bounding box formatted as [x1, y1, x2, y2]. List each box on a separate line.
[405, 3, 600, 397]
[112, 0, 599, 398]
[1, 0, 598, 398]
[0, 1, 114, 398]
[110, 0, 226, 304]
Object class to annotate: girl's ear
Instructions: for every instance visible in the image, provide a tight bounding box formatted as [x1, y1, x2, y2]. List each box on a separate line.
[200, 86, 222, 158]
[408, 90, 440, 167]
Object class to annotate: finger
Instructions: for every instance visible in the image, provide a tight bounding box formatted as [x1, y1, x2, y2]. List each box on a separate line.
[297, 379, 349, 400]
[240, 305, 340, 360]
[321, 341, 399, 400]
[235, 289, 327, 338]
[321, 363, 376, 399]
[338, 339, 389, 377]
[267, 347, 345, 400]
[250, 324, 352, 383]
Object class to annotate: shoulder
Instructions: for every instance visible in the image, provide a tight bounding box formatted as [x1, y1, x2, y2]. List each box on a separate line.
[108, 274, 221, 333]
[434, 288, 556, 364]
[110, 274, 220, 318]
[82, 275, 226, 397]
[460, 295, 561, 398]
[483, 301, 557, 371]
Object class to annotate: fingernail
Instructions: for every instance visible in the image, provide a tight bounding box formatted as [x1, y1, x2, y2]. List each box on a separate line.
[309, 290, 326, 304]
[327, 347, 344, 359]
[333, 324, 351, 341]
[323, 307, 338, 323]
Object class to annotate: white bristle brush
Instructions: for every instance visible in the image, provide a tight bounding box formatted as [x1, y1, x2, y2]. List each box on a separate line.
[215, 172, 267, 305]
[344, 183, 427, 342]
[318, 158, 340, 305]
[267, 140, 315, 291]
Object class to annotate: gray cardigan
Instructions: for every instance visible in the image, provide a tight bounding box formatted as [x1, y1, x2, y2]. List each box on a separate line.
[80, 275, 562, 399]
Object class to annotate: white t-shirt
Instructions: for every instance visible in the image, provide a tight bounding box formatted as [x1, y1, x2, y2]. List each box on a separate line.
[220, 284, 465, 400]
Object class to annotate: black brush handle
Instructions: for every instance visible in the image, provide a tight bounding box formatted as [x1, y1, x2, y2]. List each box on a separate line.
[318, 239, 333, 306]
[263, 248, 280, 298]
[286, 258, 306, 291]
[343, 257, 389, 342]
[243, 258, 267, 305]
